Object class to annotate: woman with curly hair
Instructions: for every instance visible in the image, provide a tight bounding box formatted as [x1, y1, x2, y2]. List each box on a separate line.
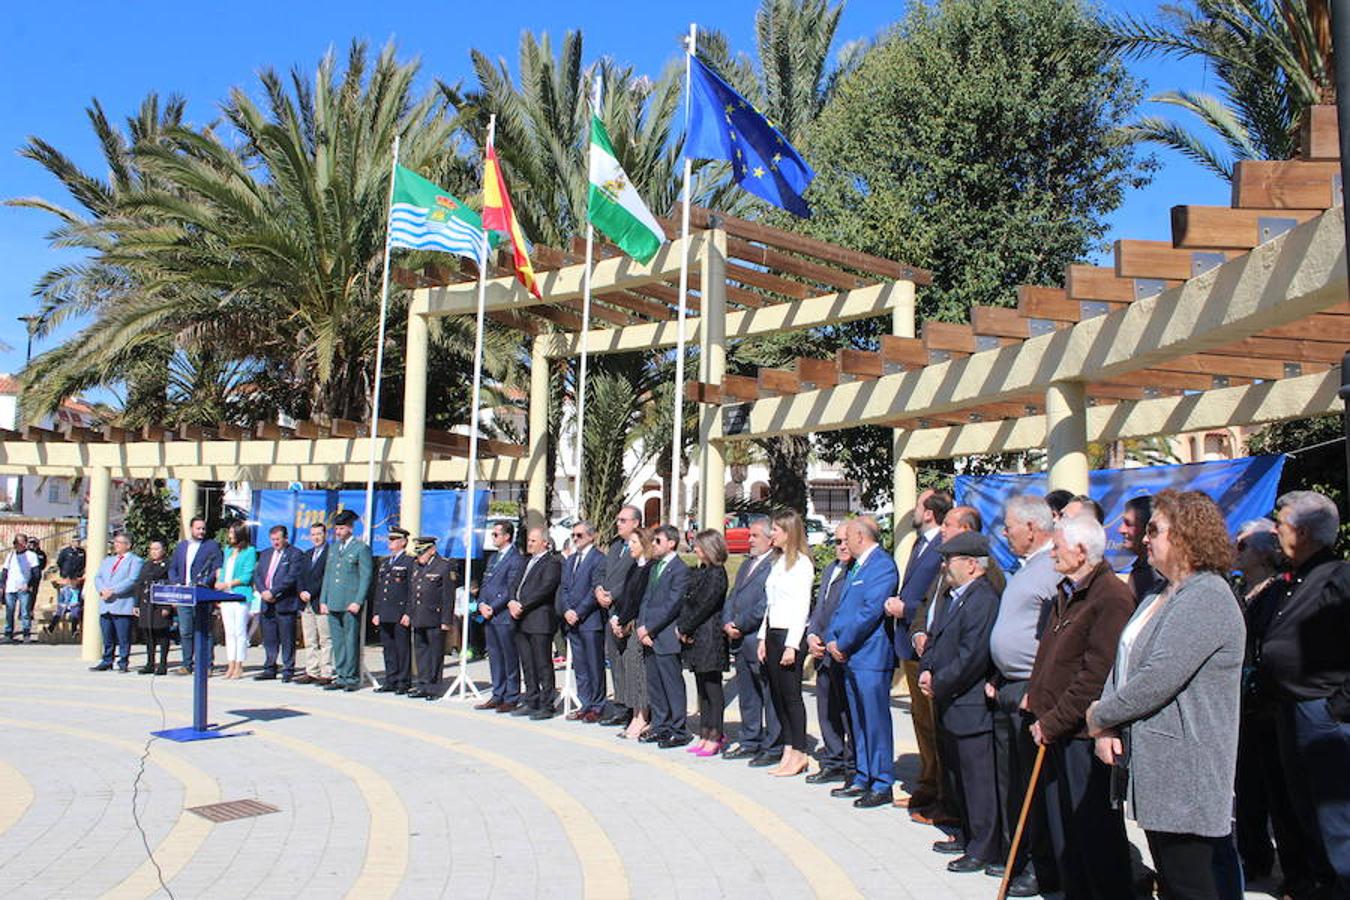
[1086, 490, 1245, 899]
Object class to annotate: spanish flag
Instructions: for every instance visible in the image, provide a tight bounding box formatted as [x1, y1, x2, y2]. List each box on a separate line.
[481, 142, 541, 299]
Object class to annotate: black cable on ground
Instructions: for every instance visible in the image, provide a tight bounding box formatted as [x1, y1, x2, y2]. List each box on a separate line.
[131, 669, 176, 900]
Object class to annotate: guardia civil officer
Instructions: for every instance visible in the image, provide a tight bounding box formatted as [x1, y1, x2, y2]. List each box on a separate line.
[321, 509, 373, 692]
[407, 536, 457, 700]
[372, 527, 414, 695]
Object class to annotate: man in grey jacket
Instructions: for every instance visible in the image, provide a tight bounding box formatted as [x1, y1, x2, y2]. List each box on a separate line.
[987, 495, 1059, 896]
[721, 518, 781, 765]
[596, 505, 642, 726]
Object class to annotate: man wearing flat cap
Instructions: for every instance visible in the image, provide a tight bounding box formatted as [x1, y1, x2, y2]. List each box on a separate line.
[372, 527, 413, 695]
[408, 536, 457, 700]
[918, 530, 1002, 875]
[321, 509, 373, 692]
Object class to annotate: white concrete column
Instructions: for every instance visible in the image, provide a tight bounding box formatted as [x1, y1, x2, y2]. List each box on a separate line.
[1046, 380, 1090, 494]
[81, 466, 110, 662]
[891, 280, 918, 566]
[526, 338, 549, 525]
[400, 306, 429, 535]
[178, 478, 198, 538]
[699, 228, 728, 533]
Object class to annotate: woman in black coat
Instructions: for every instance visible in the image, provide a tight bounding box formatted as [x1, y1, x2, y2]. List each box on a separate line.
[678, 529, 730, 756]
[135, 540, 173, 675]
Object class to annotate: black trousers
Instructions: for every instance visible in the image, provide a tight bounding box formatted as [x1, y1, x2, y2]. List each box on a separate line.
[515, 630, 555, 709]
[763, 628, 807, 752]
[413, 626, 445, 689]
[378, 620, 411, 688]
[1147, 831, 1221, 900]
[814, 659, 853, 770]
[1236, 705, 1313, 887]
[260, 609, 297, 676]
[143, 628, 171, 668]
[1042, 738, 1133, 900]
[693, 670, 725, 737]
[937, 719, 999, 863]
[993, 680, 1054, 881]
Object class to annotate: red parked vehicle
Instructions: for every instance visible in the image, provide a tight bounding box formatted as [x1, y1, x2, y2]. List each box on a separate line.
[722, 513, 755, 555]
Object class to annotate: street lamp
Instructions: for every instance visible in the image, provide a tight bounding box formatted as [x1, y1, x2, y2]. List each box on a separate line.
[16, 315, 38, 365]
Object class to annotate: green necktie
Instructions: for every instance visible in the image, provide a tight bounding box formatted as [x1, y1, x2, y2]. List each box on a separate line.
[649, 559, 665, 588]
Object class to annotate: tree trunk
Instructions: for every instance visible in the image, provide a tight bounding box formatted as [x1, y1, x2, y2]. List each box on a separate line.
[759, 435, 810, 514]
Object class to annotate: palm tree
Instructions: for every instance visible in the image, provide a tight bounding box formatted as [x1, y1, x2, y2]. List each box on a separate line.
[1109, 0, 1333, 180]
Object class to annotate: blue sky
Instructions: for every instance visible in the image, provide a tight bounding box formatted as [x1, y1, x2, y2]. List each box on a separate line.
[0, 0, 1229, 384]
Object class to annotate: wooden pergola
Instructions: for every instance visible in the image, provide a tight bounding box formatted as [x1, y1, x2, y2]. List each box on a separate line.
[2, 107, 1345, 662]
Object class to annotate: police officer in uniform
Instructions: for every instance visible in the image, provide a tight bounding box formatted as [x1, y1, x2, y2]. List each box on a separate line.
[320, 509, 374, 692]
[372, 528, 413, 695]
[408, 536, 458, 700]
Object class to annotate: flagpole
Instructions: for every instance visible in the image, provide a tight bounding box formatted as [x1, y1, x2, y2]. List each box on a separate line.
[671, 22, 697, 536]
[447, 115, 494, 702]
[359, 132, 401, 690]
[575, 71, 602, 523]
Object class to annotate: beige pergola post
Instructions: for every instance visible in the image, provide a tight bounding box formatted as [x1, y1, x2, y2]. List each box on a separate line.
[526, 338, 549, 527]
[699, 228, 728, 534]
[399, 304, 429, 535]
[178, 477, 198, 537]
[81, 466, 110, 662]
[1046, 380, 1090, 494]
[891, 281, 918, 568]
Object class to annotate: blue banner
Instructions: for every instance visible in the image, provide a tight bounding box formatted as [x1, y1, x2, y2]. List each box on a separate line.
[954, 456, 1286, 573]
[251, 489, 490, 557]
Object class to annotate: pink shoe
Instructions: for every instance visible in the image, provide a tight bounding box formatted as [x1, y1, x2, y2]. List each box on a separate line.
[694, 739, 725, 758]
[685, 741, 705, 754]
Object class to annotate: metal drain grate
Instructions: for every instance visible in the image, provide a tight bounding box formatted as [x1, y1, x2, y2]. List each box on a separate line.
[187, 799, 280, 823]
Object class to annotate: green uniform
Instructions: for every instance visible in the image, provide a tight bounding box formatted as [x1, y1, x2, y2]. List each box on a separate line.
[322, 537, 373, 688]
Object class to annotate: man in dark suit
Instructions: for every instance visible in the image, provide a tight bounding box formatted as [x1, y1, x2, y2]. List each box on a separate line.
[253, 524, 305, 681]
[806, 521, 854, 784]
[167, 516, 223, 675]
[638, 524, 692, 747]
[371, 528, 413, 694]
[295, 522, 334, 685]
[509, 525, 562, 719]
[826, 516, 901, 809]
[557, 520, 606, 721]
[918, 532, 1002, 873]
[408, 536, 457, 700]
[476, 520, 526, 712]
[721, 518, 781, 764]
[596, 505, 642, 726]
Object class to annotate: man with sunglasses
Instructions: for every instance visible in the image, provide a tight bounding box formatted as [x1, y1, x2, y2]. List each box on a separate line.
[475, 520, 525, 712]
[596, 506, 642, 726]
[557, 520, 606, 721]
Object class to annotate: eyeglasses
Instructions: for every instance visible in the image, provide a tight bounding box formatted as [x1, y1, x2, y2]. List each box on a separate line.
[1145, 522, 1168, 537]
[826, 538, 843, 546]
[571, 531, 586, 539]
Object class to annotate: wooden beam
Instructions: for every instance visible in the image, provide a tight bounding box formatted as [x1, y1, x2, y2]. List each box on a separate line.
[724, 262, 807, 301]
[1212, 335, 1350, 364]
[1301, 104, 1339, 161]
[254, 422, 294, 440]
[725, 236, 874, 293]
[213, 423, 249, 440]
[1115, 240, 1239, 281]
[972, 305, 1070, 340]
[58, 423, 101, 442]
[328, 418, 362, 438]
[100, 425, 134, 443]
[597, 290, 674, 321]
[528, 305, 586, 331]
[487, 310, 543, 336]
[881, 335, 930, 369]
[555, 297, 640, 327]
[796, 357, 839, 389]
[631, 281, 701, 314]
[1149, 353, 1312, 382]
[1260, 313, 1350, 343]
[837, 348, 883, 381]
[1171, 206, 1323, 250]
[1063, 265, 1178, 303]
[758, 368, 801, 395]
[922, 322, 1018, 355]
[722, 375, 761, 402]
[1232, 160, 1342, 209]
[684, 207, 931, 284]
[686, 382, 722, 404]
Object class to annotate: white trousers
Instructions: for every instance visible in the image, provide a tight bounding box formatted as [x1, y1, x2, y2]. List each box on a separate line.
[221, 602, 250, 663]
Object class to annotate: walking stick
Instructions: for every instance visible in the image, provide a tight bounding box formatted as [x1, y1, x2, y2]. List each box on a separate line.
[997, 743, 1047, 900]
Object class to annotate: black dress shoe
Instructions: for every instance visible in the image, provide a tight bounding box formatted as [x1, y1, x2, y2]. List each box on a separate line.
[637, 730, 668, 744]
[983, 862, 1007, 877]
[90, 662, 112, 671]
[853, 790, 891, 809]
[255, 672, 278, 681]
[830, 784, 866, 798]
[658, 732, 694, 749]
[322, 682, 345, 691]
[805, 767, 848, 785]
[599, 710, 632, 727]
[947, 855, 990, 874]
[407, 688, 426, 698]
[393, 685, 407, 694]
[721, 745, 758, 760]
[530, 708, 556, 720]
[510, 704, 535, 717]
[374, 684, 397, 693]
[155, 665, 168, 676]
[1004, 871, 1040, 897]
[281, 674, 292, 683]
[932, 837, 966, 855]
[343, 684, 359, 692]
[748, 751, 780, 768]
[137, 664, 155, 675]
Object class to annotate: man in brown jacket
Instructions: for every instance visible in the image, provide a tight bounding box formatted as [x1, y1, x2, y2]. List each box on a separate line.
[1026, 513, 1133, 900]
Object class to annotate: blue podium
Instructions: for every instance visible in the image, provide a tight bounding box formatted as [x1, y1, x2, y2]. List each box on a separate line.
[150, 584, 250, 743]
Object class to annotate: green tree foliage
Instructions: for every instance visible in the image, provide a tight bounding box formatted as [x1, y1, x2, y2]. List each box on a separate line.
[1109, 0, 1333, 181]
[797, 0, 1154, 501]
[1247, 415, 1349, 552]
[122, 481, 180, 555]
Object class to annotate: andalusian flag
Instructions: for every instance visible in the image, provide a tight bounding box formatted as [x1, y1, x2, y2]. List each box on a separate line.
[482, 144, 541, 299]
[587, 116, 665, 264]
[389, 166, 493, 266]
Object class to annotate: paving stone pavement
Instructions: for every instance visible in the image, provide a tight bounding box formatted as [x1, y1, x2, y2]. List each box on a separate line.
[0, 644, 1272, 898]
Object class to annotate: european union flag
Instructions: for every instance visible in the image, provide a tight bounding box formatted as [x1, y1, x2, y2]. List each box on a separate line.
[685, 55, 814, 218]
